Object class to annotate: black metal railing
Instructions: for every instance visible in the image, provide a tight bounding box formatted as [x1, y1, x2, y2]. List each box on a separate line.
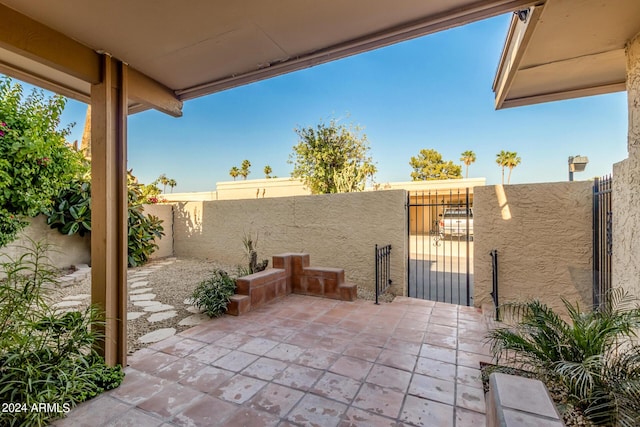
[375, 244, 392, 304]
[490, 249, 499, 321]
[593, 175, 612, 309]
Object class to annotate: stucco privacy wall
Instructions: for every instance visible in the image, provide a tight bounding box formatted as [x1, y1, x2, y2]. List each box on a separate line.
[474, 182, 592, 316]
[1, 215, 90, 269]
[143, 204, 174, 260]
[612, 30, 640, 299]
[173, 190, 407, 294]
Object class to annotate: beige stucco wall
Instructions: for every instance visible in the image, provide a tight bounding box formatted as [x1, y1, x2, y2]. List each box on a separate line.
[474, 182, 592, 316]
[143, 204, 174, 259]
[1, 215, 91, 269]
[612, 31, 640, 299]
[173, 190, 407, 294]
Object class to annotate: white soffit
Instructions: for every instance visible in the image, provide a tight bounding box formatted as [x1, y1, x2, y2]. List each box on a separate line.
[494, 0, 639, 109]
[1, 0, 536, 106]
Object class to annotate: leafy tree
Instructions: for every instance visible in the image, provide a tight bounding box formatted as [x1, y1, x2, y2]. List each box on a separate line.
[0, 77, 84, 247]
[409, 149, 462, 181]
[496, 150, 521, 184]
[460, 150, 476, 178]
[167, 178, 177, 193]
[229, 166, 240, 181]
[289, 118, 376, 194]
[240, 159, 251, 180]
[264, 165, 272, 179]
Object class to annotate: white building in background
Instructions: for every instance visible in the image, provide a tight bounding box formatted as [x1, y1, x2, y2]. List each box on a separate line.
[162, 177, 486, 202]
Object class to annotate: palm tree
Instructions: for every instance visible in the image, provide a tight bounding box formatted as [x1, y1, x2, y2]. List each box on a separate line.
[496, 151, 509, 184]
[264, 165, 272, 179]
[460, 150, 476, 178]
[229, 166, 240, 181]
[505, 151, 521, 184]
[167, 178, 177, 193]
[241, 159, 251, 180]
[157, 173, 169, 193]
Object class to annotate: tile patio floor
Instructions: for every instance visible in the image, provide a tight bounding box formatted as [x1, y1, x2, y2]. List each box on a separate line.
[53, 294, 495, 427]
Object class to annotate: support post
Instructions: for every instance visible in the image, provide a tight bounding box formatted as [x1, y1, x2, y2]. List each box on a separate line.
[90, 55, 128, 367]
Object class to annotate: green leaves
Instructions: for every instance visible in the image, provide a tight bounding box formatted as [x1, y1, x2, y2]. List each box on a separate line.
[0, 241, 124, 426]
[45, 171, 165, 267]
[487, 289, 640, 425]
[0, 77, 85, 247]
[191, 269, 237, 317]
[289, 118, 377, 194]
[409, 148, 462, 181]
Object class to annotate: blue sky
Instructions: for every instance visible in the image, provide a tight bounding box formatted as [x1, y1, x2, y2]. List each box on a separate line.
[50, 13, 629, 192]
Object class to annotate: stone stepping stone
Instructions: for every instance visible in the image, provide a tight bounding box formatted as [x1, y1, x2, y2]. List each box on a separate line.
[63, 294, 90, 300]
[133, 300, 161, 308]
[130, 287, 153, 295]
[186, 306, 203, 314]
[130, 293, 156, 301]
[129, 281, 149, 288]
[147, 311, 178, 323]
[128, 312, 146, 320]
[52, 300, 82, 308]
[178, 313, 209, 326]
[138, 328, 176, 344]
[144, 304, 174, 313]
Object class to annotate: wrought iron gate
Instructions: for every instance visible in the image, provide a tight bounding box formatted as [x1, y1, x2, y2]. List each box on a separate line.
[593, 175, 612, 309]
[407, 189, 473, 306]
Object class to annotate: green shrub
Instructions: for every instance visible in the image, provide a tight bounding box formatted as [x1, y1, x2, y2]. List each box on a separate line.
[0, 240, 124, 426]
[46, 172, 91, 237]
[46, 170, 164, 267]
[0, 77, 84, 247]
[487, 290, 640, 426]
[126, 174, 164, 267]
[191, 269, 237, 318]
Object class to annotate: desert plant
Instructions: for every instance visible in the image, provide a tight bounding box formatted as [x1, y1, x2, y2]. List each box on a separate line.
[0, 240, 124, 426]
[487, 289, 640, 426]
[191, 269, 237, 317]
[241, 233, 268, 275]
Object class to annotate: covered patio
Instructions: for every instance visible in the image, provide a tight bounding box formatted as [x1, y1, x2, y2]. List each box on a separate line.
[53, 294, 491, 426]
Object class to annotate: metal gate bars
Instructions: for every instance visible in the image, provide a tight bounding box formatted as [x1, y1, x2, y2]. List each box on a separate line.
[593, 175, 612, 309]
[375, 244, 392, 304]
[407, 189, 472, 306]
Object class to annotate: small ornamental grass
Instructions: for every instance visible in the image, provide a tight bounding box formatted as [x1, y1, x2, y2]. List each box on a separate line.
[487, 289, 640, 427]
[191, 269, 237, 318]
[0, 240, 124, 427]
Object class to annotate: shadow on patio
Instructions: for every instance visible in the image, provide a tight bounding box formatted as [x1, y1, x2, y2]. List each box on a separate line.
[53, 294, 493, 427]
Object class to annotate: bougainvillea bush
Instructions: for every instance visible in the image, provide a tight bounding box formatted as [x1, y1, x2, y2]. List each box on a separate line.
[0, 77, 83, 247]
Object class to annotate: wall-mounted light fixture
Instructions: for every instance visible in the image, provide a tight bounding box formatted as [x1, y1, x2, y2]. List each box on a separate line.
[568, 155, 589, 181]
[514, 8, 530, 23]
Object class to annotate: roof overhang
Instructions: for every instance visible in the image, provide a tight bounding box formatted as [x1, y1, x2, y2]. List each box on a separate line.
[0, 0, 537, 117]
[493, 0, 640, 109]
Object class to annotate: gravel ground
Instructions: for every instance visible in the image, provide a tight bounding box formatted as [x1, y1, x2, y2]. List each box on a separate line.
[51, 258, 393, 355]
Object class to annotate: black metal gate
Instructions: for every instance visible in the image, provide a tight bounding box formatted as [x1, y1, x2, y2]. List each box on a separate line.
[407, 189, 473, 306]
[593, 175, 612, 309]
